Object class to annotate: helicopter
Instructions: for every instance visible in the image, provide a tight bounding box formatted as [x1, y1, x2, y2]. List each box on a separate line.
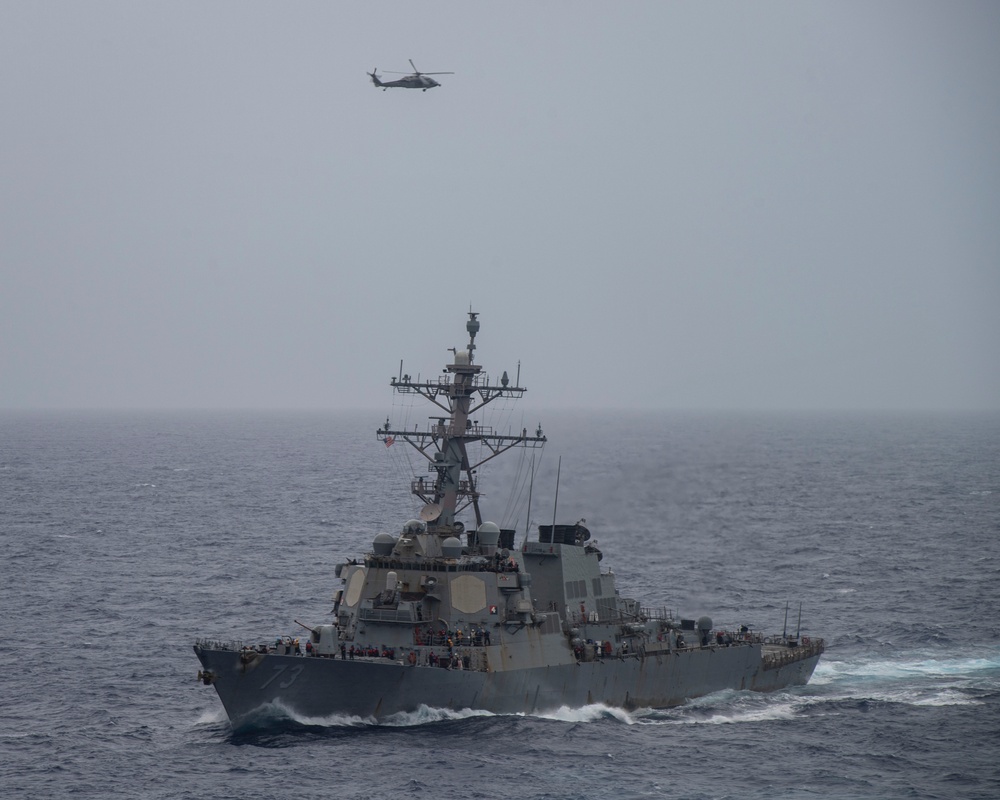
[368, 59, 454, 91]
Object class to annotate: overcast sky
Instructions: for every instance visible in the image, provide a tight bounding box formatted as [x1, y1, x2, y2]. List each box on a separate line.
[2, 1, 998, 412]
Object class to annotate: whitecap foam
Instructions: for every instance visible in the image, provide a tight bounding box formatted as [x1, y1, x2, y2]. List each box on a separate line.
[226, 701, 648, 729]
[380, 705, 496, 726]
[806, 649, 999, 708]
[694, 702, 801, 725]
[246, 701, 494, 728]
[227, 699, 353, 729]
[684, 688, 741, 707]
[814, 685, 983, 708]
[907, 688, 983, 707]
[294, 703, 636, 727]
[531, 703, 635, 724]
[194, 707, 228, 725]
[815, 652, 1000, 683]
[638, 697, 802, 726]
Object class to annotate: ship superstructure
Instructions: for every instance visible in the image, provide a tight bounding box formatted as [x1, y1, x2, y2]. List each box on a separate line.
[195, 313, 823, 722]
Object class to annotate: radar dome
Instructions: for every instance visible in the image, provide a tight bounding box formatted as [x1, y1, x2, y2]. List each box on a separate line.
[441, 536, 463, 558]
[403, 519, 426, 535]
[454, 350, 470, 365]
[476, 521, 500, 546]
[697, 616, 714, 632]
[373, 532, 396, 556]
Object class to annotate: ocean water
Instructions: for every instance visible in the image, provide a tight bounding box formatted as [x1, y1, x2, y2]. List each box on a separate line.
[2, 409, 999, 799]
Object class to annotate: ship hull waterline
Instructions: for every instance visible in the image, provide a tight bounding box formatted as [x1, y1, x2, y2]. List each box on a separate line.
[195, 644, 821, 723]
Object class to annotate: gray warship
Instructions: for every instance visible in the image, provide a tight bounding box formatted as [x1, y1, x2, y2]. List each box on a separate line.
[194, 312, 824, 723]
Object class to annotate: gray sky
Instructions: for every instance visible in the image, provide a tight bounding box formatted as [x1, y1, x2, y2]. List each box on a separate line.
[2, 1, 998, 411]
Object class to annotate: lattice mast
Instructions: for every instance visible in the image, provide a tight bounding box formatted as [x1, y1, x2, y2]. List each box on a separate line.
[377, 312, 546, 533]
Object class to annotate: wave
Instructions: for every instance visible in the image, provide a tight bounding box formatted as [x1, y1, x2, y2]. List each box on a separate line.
[194, 708, 228, 726]
[365, 704, 496, 727]
[223, 700, 497, 732]
[219, 695, 807, 734]
[805, 649, 1000, 708]
[531, 703, 635, 724]
[812, 651, 1000, 684]
[637, 694, 803, 726]
[215, 700, 652, 735]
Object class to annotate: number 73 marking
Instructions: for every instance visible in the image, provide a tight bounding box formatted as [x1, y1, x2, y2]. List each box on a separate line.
[259, 663, 304, 690]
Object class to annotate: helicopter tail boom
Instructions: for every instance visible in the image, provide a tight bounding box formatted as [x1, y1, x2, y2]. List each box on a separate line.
[368, 69, 382, 87]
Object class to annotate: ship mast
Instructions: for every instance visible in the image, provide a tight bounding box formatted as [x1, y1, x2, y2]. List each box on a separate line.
[377, 312, 546, 534]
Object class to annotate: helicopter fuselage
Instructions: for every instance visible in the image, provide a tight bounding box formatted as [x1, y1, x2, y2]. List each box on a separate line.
[373, 74, 439, 90]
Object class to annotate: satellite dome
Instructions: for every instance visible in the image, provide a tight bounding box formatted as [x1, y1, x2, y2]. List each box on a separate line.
[441, 536, 463, 558]
[403, 519, 426, 535]
[476, 521, 500, 546]
[373, 532, 396, 556]
[454, 350, 470, 365]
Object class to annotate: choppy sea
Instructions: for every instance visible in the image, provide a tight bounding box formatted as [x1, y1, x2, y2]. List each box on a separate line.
[2, 409, 999, 799]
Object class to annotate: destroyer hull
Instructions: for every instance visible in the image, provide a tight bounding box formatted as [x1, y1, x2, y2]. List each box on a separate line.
[195, 643, 821, 723]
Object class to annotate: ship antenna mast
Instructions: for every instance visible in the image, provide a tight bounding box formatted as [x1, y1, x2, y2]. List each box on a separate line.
[524, 454, 536, 539]
[551, 455, 562, 531]
[378, 312, 546, 534]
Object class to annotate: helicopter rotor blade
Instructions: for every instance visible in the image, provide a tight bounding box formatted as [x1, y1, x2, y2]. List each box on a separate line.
[379, 63, 453, 76]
